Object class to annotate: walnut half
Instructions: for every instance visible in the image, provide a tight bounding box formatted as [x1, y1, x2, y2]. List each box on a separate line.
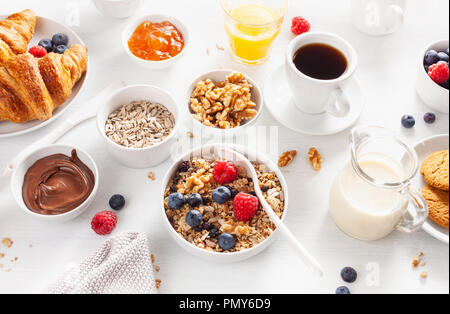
[278, 150, 297, 167]
[308, 148, 322, 171]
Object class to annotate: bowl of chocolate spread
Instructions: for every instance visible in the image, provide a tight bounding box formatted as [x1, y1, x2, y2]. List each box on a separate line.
[10, 145, 99, 222]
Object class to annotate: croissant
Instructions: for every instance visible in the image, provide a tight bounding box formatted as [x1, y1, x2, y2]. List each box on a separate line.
[0, 44, 88, 123]
[0, 9, 36, 64]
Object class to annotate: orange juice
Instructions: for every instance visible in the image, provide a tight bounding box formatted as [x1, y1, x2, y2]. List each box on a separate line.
[224, 3, 284, 64]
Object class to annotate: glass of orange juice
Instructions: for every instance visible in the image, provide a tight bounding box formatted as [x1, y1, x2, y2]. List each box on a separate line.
[221, 0, 288, 65]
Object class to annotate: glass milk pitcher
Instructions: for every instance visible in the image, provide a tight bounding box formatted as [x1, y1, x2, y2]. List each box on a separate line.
[330, 126, 428, 241]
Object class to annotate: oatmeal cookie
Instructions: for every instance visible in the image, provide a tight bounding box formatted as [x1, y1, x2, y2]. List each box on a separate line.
[420, 150, 449, 191]
[422, 185, 449, 229]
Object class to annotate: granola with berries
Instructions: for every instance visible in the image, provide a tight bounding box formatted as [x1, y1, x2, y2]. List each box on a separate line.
[189, 72, 258, 129]
[164, 158, 285, 252]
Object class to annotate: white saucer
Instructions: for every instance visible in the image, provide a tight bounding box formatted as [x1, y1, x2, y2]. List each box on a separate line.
[264, 65, 364, 136]
[0, 15, 88, 138]
[412, 134, 449, 244]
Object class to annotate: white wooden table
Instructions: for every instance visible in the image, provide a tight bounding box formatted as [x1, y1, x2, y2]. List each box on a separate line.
[0, 0, 448, 294]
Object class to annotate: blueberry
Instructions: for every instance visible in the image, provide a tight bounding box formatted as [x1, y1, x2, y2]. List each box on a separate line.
[261, 186, 269, 192]
[187, 193, 203, 207]
[424, 112, 436, 124]
[401, 115, 415, 129]
[186, 210, 203, 227]
[438, 52, 449, 63]
[167, 192, 186, 210]
[177, 161, 189, 173]
[424, 50, 440, 66]
[218, 233, 235, 250]
[209, 227, 219, 238]
[212, 186, 232, 204]
[109, 194, 125, 210]
[341, 267, 358, 283]
[336, 286, 351, 294]
[53, 45, 68, 54]
[52, 33, 68, 46]
[38, 38, 53, 52]
[442, 80, 449, 90]
[445, 48, 449, 56]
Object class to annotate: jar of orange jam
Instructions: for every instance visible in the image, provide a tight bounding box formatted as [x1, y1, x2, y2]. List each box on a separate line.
[128, 21, 184, 61]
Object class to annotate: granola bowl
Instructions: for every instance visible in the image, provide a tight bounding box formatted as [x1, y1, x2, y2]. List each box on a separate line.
[161, 144, 288, 263]
[186, 70, 264, 138]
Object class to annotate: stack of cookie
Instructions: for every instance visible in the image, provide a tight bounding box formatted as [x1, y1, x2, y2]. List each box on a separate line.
[421, 150, 449, 229]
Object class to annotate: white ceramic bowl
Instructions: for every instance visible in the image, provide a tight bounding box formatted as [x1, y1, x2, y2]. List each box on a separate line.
[160, 143, 289, 263]
[186, 70, 264, 138]
[92, 0, 141, 19]
[122, 14, 190, 70]
[10, 144, 99, 223]
[97, 85, 180, 168]
[416, 39, 449, 114]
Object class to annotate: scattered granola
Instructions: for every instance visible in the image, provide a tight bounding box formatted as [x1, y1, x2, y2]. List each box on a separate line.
[278, 150, 297, 167]
[420, 262, 427, 267]
[420, 271, 428, 279]
[105, 101, 175, 149]
[151, 254, 155, 264]
[148, 172, 156, 181]
[155, 265, 160, 272]
[164, 157, 285, 253]
[190, 72, 258, 129]
[216, 44, 225, 51]
[155, 279, 162, 289]
[187, 131, 194, 139]
[0, 253, 4, 259]
[412, 256, 421, 268]
[308, 147, 322, 171]
[1, 238, 13, 248]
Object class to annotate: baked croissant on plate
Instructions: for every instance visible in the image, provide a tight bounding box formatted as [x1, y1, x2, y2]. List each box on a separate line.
[0, 44, 88, 123]
[0, 9, 36, 64]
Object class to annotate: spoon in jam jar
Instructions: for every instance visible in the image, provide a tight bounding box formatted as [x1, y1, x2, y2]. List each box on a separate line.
[218, 147, 324, 277]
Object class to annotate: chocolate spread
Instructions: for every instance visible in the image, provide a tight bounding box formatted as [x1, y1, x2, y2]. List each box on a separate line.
[22, 149, 95, 215]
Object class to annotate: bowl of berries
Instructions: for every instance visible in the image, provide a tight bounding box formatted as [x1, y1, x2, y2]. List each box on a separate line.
[416, 39, 449, 114]
[161, 144, 289, 263]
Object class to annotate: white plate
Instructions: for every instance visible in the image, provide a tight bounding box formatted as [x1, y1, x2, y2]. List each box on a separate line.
[412, 134, 449, 244]
[264, 65, 364, 136]
[0, 15, 88, 138]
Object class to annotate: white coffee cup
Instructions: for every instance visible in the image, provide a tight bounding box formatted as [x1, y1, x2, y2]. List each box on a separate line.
[285, 32, 358, 117]
[351, 0, 405, 36]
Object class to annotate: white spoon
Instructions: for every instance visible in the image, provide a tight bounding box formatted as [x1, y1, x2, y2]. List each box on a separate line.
[3, 80, 124, 177]
[218, 147, 324, 277]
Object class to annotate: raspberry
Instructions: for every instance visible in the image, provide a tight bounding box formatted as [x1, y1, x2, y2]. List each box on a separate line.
[91, 211, 118, 235]
[428, 61, 449, 84]
[291, 16, 311, 36]
[213, 161, 238, 184]
[28, 45, 47, 58]
[233, 192, 259, 222]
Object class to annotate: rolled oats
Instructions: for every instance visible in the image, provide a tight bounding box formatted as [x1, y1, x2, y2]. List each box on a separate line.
[105, 101, 175, 149]
[190, 72, 258, 129]
[164, 157, 285, 253]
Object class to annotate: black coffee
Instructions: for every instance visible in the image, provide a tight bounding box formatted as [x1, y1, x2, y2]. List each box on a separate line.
[293, 43, 348, 80]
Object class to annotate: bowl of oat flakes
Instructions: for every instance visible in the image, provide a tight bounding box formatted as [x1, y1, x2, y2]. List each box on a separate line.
[186, 70, 263, 137]
[161, 144, 288, 263]
[97, 85, 179, 168]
